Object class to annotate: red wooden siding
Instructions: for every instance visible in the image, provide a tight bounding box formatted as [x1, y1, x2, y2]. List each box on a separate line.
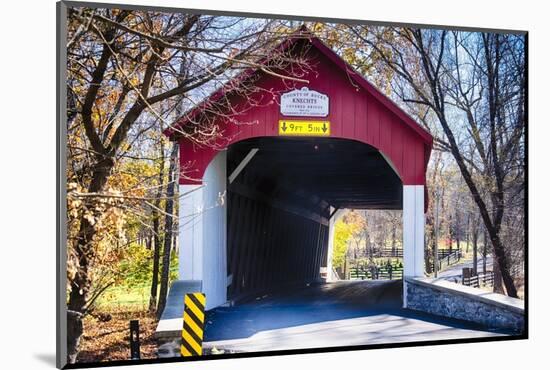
[173, 37, 432, 186]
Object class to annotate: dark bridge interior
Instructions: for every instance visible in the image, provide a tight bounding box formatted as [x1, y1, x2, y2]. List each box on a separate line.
[226, 137, 402, 301]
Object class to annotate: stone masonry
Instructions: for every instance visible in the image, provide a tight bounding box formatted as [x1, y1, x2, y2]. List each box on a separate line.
[405, 277, 524, 333]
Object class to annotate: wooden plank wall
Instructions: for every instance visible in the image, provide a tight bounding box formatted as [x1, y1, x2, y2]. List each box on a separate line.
[227, 190, 329, 301]
[178, 39, 430, 186]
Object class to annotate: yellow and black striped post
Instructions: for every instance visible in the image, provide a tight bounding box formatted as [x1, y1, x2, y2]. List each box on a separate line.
[181, 292, 206, 357]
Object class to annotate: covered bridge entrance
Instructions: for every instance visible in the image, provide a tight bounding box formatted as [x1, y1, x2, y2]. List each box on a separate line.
[162, 30, 432, 316]
[225, 136, 403, 302]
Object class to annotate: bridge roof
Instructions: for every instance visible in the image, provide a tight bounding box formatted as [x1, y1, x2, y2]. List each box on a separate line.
[165, 27, 433, 188]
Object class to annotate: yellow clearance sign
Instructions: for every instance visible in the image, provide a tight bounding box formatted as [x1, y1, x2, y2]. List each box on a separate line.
[278, 120, 330, 136]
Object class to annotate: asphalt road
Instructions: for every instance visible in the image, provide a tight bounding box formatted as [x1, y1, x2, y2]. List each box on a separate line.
[438, 257, 494, 282]
[202, 280, 508, 353]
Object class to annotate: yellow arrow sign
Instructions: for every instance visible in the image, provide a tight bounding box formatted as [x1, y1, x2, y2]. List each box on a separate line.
[279, 120, 330, 136]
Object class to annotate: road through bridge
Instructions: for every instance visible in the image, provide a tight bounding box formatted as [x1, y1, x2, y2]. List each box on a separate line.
[201, 280, 508, 353]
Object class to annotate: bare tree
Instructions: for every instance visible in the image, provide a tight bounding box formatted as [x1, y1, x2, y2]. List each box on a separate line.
[344, 26, 525, 297]
[472, 213, 480, 275]
[149, 140, 165, 313]
[66, 7, 311, 362]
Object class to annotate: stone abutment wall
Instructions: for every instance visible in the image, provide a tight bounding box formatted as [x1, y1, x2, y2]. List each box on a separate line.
[405, 277, 524, 333]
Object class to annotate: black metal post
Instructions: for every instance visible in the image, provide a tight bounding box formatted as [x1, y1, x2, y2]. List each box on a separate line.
[130, 320, 141, 360]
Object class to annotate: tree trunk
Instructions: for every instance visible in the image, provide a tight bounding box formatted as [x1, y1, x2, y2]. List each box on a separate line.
[391, 225, 396, 255]
[157, 143, 179, 318]
[472, 219, 478, 276]
[149, 141, 165, 313]
[455, 208, 460, 250]
[448, 218, 453, 255]
[66, 310, 83, 364]
[145, 233, 152, 250]
[67, 156, 115, 362]
[493, 250, 504, 294]
[482, 230, 487, 275]
[465, 213, 470, 253]
[344, 254, 348, 280]
[424, 214, 433, 274]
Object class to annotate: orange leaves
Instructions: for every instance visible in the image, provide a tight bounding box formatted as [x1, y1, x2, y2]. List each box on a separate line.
[67, 181, 128, 295]
[66, 155, 159, 299]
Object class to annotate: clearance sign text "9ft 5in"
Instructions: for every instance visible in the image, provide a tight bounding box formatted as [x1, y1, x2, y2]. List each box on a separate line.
[278, 120, 331, 136]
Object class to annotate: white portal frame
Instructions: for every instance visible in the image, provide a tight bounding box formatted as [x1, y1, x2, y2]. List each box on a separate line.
[402, 185, 425, 307]
[179, 152, 426, 310]
[179, 150, 227, 309]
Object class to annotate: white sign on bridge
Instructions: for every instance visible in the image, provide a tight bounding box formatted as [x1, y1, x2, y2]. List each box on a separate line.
[280, 87, 329, 117]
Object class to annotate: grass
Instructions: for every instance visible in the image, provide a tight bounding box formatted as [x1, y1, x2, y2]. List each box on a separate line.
[96, 281, 173, 310]
[97, 284, 151, 309]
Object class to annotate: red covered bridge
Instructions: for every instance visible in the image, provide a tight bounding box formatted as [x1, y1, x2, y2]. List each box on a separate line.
[163, 29, 432, 311]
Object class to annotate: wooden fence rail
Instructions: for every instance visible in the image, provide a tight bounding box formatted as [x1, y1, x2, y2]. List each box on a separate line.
[348, 266, 403, 280]
[355, 248, 461, 260]
[370, 249, 403, 258]
[462, 271, 494, 288]
[432, 248, 462, 271]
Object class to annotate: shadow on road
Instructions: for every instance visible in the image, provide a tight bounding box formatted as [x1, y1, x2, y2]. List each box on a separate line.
[203, 280, 511, 342]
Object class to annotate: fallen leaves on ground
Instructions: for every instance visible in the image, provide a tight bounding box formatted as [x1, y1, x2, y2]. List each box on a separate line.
[77, 307, 158, 363]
